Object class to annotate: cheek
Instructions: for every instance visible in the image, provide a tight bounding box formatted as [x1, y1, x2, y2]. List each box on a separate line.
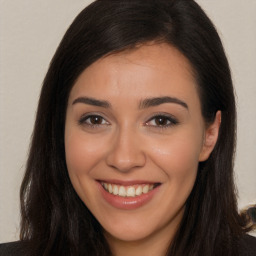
[64, 130, 110, 209]
[150, 132, 202, 171]
[148, 131, 202, 193]
[65, 130, 107, 179]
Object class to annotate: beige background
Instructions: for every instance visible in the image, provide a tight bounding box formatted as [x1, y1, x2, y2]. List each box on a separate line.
[0, 0, 255, 242]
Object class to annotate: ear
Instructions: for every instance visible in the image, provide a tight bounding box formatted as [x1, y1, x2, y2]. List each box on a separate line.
[199, 111, 221, 162]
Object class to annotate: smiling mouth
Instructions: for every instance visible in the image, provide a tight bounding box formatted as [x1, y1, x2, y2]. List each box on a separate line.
[100, 182, 160, 197]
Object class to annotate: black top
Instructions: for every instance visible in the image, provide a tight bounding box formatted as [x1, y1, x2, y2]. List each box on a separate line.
[238, 235, 256, 256]
[0, 234, 256, 256]
[0, 241, 23, 256]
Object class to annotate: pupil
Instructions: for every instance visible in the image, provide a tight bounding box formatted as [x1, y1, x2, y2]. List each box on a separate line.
[156, 117, 166, 125]
[91, 116, 102, 124]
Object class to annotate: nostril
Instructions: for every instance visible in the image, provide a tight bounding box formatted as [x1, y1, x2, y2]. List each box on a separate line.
[106, 146, 146, 172]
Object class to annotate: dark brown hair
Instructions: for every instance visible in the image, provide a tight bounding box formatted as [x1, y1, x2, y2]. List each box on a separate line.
[20, 0, 249, 255]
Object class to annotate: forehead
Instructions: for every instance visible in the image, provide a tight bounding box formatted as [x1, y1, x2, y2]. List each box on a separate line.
[69, 43, 199, 106]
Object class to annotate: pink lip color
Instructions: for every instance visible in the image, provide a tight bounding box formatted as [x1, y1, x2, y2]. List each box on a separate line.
[97, 181, 160, 210]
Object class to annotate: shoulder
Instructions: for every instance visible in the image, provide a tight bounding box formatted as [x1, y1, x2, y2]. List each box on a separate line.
[0, 241, 26, 256]
[237, 234, 256, 256]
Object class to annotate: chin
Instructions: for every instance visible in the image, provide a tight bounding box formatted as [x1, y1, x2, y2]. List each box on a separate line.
[103, 223, 156, 242]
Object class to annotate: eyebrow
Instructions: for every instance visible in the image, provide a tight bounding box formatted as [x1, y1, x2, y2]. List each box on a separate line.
[72, 97, 111, 108]
[139, 96, 188, 109]
[72, 96, 188, 109]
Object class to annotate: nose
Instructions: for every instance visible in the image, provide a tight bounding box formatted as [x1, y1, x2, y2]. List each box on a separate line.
[106, 127, 146, 172]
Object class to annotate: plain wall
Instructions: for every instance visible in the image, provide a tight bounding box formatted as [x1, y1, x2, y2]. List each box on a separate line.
[0, 0, 255, 243]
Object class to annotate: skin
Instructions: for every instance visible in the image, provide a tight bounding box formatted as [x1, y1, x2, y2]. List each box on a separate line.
[65, 43, 221, 256]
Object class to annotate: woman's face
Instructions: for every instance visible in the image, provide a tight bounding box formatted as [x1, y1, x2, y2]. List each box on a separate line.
[65, 43, 219, 246]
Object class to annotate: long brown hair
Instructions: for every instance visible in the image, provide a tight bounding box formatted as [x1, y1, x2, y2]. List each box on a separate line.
[20, 0, 250, 255]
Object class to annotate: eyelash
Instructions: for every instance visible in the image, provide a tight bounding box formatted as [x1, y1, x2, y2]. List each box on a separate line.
[78, 114, 179, 129]
[145, 114, 179, 129]
[78, 114, 110, 128]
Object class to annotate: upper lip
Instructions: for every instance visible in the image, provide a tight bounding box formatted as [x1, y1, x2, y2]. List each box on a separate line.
[97, 179, 161, 186]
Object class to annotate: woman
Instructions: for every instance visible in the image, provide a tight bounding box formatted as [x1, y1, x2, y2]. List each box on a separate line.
[0, 0, 255, 255]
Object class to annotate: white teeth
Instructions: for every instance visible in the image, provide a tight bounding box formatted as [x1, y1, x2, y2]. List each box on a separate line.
[102, 182, 156, 197]
[108, 184, 113, 194]
[142, 184, 149, 194]
[126, 187, 136, 197]
[113, 185, 119, 195]
[135, 186, 142, 196]
[119, 186, 126, 197]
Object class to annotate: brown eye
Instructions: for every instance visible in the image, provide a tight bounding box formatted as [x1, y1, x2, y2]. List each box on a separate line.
[89, 116, 103, 125]
[146, 115, 178, 128]
[154, 117, 169, 126]
[79, 115, 109, 126]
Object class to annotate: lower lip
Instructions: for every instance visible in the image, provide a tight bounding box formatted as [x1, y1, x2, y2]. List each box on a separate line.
[97, 182, 161, 210]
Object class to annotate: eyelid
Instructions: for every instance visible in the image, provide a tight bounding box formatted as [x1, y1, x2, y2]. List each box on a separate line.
[145, 113, 179, 128]
[78, 112, 179, 129]
[78, 112, 110, 126]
